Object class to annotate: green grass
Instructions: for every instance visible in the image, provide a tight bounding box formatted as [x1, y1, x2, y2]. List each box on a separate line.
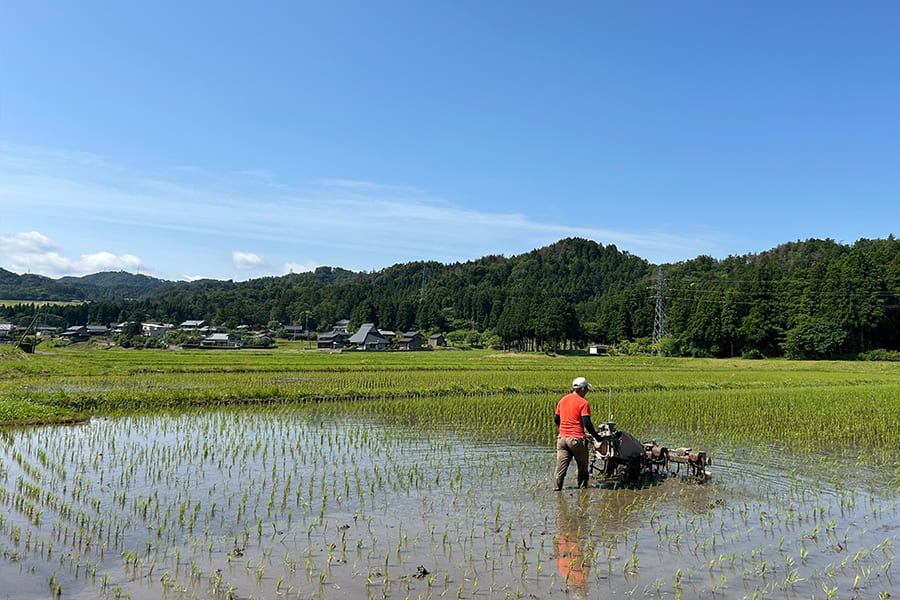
[1, 344, 899, 453]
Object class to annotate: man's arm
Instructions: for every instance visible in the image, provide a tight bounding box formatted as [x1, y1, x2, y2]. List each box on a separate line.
[581, 415, 600, 439]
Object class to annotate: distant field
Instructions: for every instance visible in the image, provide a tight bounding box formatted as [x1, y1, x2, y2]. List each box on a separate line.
[0, 299, 84, 306]
[1, 344, 899, 456]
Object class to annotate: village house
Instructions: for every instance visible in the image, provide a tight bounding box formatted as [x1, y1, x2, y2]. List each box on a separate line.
[142, 322, 173, 339]
[398, 331, 424, 351]
[317, 330, 349, 351]
[0, 323, 15, 343]
[87, 325, 109, 337]
[428, 333, 446, 348]
[60, 325, 90, 341]
[36, 324, 57, 337]
[180, 319, 207, 331]
[200, 332, 244, 348]
[349, 323, 388, 351]
[196, 324, 227, 335]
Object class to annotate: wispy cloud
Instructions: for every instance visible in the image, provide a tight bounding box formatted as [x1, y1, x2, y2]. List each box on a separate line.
[0, 143, 724, 278]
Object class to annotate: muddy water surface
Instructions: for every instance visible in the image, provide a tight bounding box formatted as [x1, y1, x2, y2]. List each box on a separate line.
[0, 407, 896, 599]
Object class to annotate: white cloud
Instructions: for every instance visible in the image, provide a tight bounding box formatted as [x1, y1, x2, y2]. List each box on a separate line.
[0, 143, 729, 278]
[283, 260, 320, 273]
[0, 231, 145, 277]
[232, 251, 266, 270]
[80, 251, 144, 273]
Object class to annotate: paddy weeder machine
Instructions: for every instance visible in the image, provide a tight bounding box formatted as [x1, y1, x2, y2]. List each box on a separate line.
[589, 391, 712, 484]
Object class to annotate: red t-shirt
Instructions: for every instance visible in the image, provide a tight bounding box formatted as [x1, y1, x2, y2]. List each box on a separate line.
[556, 392, 591, 438]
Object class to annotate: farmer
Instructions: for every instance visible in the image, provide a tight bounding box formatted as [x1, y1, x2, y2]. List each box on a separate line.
[554, 376, 602, 490]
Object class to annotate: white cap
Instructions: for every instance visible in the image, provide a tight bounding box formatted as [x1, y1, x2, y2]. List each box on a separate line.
[572, 376, 592, 389]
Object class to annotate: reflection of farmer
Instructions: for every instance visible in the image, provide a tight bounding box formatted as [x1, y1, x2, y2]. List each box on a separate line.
[554, 492, 590, 593]
[554, 377, 601, 490]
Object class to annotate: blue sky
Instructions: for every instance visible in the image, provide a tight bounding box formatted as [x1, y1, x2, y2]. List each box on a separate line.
[2, 2, 899, 281]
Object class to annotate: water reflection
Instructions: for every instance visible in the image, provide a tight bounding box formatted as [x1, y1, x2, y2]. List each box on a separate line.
[553, 491, 593, 595]
[0, 409, 896, 600]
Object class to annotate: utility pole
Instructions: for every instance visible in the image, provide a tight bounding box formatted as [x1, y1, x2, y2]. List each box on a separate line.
[304, 310, 311, 350]
[651, 267, 668, 356]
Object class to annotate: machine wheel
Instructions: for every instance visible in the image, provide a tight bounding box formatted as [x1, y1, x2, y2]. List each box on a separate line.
[613, 459, 641, 486]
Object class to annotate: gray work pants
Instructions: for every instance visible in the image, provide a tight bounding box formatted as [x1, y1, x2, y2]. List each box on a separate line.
[555, 436, 589, 489]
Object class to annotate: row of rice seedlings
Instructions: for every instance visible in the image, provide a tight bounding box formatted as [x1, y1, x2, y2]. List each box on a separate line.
[4, 348, 898, 403]
[0, 396, 896, 599]
[4, 362, 899, 474]
[6, 357, 897, 396]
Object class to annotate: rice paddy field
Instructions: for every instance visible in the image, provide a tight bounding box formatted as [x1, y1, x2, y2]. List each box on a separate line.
[1, 345, 899, 599]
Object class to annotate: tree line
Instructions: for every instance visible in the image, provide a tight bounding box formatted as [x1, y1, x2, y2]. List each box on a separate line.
[2, 236, 899, 359]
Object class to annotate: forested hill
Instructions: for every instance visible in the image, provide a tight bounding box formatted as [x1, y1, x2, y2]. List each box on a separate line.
[0, 269, 172, 301]
[2, 236, 900, 358]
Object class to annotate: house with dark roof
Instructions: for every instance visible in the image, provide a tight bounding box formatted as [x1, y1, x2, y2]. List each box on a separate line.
[109, 322, 130, 334]
[36, 325, 57, 337]
[349, 323, 388, 351]
[398, 331, 424, 351]
[60, 325, 90, 341]
[428, 333, 446, 347]
[317, 330, 349, 351]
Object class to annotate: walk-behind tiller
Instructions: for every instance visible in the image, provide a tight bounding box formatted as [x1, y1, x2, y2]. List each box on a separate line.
[589, 391, 712, 485]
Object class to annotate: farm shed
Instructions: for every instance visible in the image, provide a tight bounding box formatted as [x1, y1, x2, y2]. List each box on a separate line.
[398, 331, 424, 350]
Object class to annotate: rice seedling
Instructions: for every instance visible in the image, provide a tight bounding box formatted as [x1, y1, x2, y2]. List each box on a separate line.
[0, 349, 897, 598]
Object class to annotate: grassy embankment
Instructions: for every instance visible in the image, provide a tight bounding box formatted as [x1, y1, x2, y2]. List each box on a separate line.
[1, 342, 899, 452]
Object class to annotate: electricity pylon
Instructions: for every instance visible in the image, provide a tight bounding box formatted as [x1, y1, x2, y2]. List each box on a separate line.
[652, 267, 668, 356]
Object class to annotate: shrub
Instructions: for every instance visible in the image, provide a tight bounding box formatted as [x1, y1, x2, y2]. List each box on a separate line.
[858, 348, 900, 361]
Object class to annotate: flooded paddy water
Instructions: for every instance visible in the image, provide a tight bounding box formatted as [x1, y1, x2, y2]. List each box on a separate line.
[0, 405, 896, 600]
